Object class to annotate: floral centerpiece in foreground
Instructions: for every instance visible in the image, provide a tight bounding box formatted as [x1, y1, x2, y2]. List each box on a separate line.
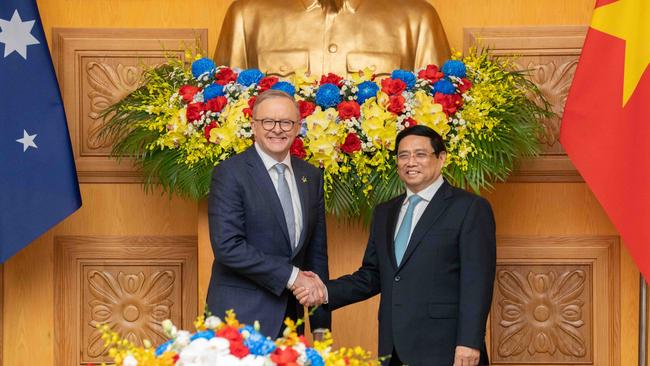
[101, 50, 550, 219]
[100, 311, 379, 366]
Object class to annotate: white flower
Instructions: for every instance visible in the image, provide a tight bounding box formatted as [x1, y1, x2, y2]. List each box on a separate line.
[204, 316, 223, 330]
[208, 337, 231, 356]
[123, 354, 138, 366]
[241, 355, 267, 366]
[174, 330, 191, 349]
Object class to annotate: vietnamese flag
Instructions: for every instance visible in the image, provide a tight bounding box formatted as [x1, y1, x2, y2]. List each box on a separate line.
[561, 0, 650, 277]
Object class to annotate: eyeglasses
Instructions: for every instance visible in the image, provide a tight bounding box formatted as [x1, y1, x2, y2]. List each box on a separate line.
[253, 118, 297, 132]
[396, 151, 436, 162]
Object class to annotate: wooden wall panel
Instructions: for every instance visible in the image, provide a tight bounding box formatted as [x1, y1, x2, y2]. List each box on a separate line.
[464, 26, 588, 182]
[55, 236, 197, 366]
[52, 28, 207, 182]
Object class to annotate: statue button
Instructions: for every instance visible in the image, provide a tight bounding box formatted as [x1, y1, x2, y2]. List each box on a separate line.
[328, 43, 338, 53]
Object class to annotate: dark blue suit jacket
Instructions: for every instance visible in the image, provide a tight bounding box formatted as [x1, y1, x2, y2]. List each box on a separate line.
[206, 147, 331, 337]
[327, 181, 496, 365]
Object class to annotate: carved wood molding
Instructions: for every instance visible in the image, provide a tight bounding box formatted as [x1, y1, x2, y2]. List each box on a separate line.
[493, 235, 620, 365]
[464, 26, 588, 182]
[51, 28, 208, 183]
[54, 236, 197, 366]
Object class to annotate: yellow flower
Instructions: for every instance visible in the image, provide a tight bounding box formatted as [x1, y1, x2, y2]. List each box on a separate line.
[292, 67, 317, 91]
[351, 67, 375, 84]
[412, 90, 450, 137]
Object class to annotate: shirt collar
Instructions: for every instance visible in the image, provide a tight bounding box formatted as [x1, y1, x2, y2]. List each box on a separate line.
[300, 0, 361, 13]
[255, 143, 293, 172]
[403, 174, 444, 206]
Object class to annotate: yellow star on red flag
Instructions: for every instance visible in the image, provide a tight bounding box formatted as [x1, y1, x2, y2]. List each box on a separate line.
[591, 0, 650, 106]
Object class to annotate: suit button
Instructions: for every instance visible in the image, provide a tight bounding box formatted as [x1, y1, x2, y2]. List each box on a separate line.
[328, 43, 338, 53]
[394, 275, 401, 282]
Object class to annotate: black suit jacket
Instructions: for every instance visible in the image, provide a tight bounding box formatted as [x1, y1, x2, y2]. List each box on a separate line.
[206, 147, 331, 337]
[327, 181, 496, 365]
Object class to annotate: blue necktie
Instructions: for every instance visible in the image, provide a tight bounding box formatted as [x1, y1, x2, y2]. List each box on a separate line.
[274, 163, 296, 248]
[394, 195, 423, 265]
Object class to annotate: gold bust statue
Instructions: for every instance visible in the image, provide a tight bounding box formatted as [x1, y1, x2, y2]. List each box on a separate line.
[214, 0, 451, 77]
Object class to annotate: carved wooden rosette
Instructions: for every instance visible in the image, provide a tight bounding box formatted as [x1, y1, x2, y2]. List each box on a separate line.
[54, 236, 197, 365]
[52, 28, 208, 183]
[464, 26, 588, 182]
[490, 236, 619, 365]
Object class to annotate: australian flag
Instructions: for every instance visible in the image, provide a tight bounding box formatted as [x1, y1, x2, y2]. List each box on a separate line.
[0, 0, 81, 262]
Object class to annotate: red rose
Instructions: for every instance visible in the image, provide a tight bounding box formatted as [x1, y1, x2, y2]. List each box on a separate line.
[340, 133, 362, 154]
[457, 77, 473, 93]
[434, 92, 463, 116]
[404, 117, 418, 128]
[258, 76, 279, 92]
[290, 137, 307, 159]
[206, 96, 228, 113]
[186, 102, 205, 121]
[380, 78, 407, 96]
[216, 326, 243, 343]
[337, 101, 361, 120]
[298, 335, 310, 347]
[418, 65, 444, 83]
[298, 100, 316, 119]
[320, 73, 344, 87]
[215, 67, 238, 85]
[204, 121, 218, 141]
[229, 341, 250, 359]
[243, 96, 256, 118]
[387, 95, 405, 114]
[179, 85, 200, 103]
[270, 347, 299, 366]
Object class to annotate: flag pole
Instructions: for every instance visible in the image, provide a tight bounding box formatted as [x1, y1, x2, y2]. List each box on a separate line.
[640, 274, 648, 366]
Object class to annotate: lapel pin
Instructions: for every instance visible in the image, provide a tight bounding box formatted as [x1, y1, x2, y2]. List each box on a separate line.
[301, 176, 308, 183]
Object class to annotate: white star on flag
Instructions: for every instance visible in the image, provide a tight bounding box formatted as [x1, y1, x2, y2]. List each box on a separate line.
[0, 9, 40, 59]
[16, 130, 37, 152]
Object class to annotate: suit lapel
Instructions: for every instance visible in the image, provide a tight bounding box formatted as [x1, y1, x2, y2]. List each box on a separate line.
[386, 195, 404, 271]
[245, 148, 291, 246]
[397, 181, 453, 271]
[291, 158, 309, 258]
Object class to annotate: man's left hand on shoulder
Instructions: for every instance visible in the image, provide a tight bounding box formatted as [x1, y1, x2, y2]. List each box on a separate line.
[454, 345, 480, 366]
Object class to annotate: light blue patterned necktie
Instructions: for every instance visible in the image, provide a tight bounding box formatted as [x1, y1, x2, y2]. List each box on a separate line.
[394, 194, 423, 265]
[274, 163, 296, 248]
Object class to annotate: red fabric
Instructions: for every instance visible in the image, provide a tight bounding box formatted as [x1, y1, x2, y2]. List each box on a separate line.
[560, 1, 650, 278]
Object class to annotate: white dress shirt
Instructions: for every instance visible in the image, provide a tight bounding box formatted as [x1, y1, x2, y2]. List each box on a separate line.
[394, 174, 444, 243]
[254, 143, 302, 288]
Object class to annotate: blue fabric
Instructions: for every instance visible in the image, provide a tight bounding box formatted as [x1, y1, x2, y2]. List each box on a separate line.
[394, 195, 423, 265]
[0, 0, 81, 262]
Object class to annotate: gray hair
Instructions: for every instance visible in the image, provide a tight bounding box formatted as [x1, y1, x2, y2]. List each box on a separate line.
[252, 89, 301, 120]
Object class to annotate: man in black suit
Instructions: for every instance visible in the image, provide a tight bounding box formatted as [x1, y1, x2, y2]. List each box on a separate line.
[296, 125, 496, 365]
[207, 90, 330, 338]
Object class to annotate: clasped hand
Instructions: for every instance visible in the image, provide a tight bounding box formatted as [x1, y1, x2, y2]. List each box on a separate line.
[291, 271, 326, 307]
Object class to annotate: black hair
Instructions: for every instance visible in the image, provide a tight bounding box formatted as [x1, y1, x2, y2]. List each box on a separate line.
[394, 125, 446, 156]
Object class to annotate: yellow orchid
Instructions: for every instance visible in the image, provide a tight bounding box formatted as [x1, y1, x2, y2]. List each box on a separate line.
[351, 67, 375, 84]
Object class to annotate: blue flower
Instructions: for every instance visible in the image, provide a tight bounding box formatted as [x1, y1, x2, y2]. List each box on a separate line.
[203, 83, 224, 101]
[315, 83, 341, 109]
[271, 81, 296, 96]
[306, 348, 324, 366]
[155, 340, 173, 357]
[237, 69, 264, 87]
[357, 81, 379, 104]
[190, 330, 215, 341]
[432, 79, 456, 95]
[243, 332, 276, 356]
[191, 58, 216, 79]
[441, 60, 467, 78]
[391, 69, 416, 89]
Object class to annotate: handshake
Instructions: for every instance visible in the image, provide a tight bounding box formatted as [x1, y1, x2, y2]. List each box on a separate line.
[291, 270, 327, 307]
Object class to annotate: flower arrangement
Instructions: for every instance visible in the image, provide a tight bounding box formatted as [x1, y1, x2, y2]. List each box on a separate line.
[101, 50, 550, 219]
[99, 310, 379, 366]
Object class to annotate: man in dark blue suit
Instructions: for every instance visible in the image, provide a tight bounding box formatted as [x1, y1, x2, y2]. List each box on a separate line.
[206, 90, 330, 338]
[296, 126, 496, 365]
